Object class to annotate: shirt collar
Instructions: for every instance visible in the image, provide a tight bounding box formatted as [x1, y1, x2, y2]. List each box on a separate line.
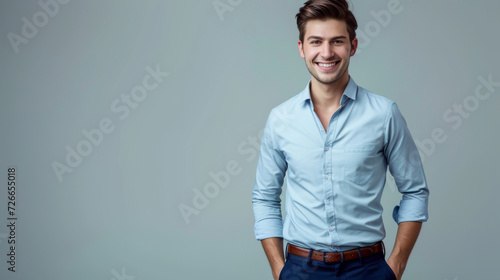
[299, 75, 358, 106]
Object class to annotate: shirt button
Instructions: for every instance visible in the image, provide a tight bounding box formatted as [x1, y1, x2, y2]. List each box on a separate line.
[324, 147, 330, 151]
[329, 227, 335, 231]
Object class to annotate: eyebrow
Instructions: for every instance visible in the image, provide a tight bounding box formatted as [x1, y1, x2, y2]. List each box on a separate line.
[306, 35, 347, 41]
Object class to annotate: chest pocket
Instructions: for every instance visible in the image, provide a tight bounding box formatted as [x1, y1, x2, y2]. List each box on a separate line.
[338, 144, 383, 186]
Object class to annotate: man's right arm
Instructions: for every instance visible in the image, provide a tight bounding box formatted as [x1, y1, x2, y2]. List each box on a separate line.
[261, 237, 285, 280]
[252, 110, 288, 279]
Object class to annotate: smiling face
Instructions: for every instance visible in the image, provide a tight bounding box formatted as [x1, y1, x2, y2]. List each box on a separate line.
[298, 18, 358, 86]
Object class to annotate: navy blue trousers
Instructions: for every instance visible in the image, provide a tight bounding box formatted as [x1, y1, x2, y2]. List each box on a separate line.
[279, 245, 396, 280]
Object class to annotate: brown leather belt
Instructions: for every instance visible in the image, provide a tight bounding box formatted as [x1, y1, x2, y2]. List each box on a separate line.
[287, 242, 384, 262]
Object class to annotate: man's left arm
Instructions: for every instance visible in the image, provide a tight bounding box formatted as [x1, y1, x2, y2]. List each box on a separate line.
[383, 102, 430, 280]
[387, 221, 422, 280]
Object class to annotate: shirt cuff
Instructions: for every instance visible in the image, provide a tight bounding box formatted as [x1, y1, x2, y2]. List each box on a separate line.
[392, 198, 428, 224]
[254, 218, 283, 241]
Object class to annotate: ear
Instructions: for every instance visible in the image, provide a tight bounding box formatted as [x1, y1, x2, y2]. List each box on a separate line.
[350, 37, 358, 56]
[298, 40, 305, 58]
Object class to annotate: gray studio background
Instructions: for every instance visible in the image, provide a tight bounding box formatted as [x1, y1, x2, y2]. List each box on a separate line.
[0, 0, 499, 279]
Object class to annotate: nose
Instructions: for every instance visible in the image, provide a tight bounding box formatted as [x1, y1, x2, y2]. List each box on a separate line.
[321, 43, 334, 60]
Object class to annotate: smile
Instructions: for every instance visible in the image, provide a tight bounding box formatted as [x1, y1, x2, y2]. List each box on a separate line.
[318, 62, 337, 67]
[315, 61, 339, 71]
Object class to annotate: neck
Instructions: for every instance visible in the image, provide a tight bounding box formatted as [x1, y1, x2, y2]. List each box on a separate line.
[310, 73, 350, 110]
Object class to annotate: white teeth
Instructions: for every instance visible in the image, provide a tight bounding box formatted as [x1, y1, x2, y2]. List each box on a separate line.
[318, 62, 337, 67]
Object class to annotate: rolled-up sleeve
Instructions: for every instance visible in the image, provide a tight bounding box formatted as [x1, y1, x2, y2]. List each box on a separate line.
[252, 110, 288, 240]
[383, 102, 429, 224]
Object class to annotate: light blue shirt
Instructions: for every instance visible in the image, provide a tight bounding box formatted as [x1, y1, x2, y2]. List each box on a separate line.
[252, 76, 429, 252]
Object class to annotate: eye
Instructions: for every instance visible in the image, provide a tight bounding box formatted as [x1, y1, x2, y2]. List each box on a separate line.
[333, 40, 343, 44]
[311, 40, 321, 45]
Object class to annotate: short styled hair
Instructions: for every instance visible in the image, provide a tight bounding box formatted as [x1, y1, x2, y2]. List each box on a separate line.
[296, 0, 358, 43]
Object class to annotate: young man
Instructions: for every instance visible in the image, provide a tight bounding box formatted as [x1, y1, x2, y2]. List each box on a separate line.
[252, 1, 429, 279]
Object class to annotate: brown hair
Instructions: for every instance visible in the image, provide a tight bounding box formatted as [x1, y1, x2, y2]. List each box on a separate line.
[296, 0, 358, 43]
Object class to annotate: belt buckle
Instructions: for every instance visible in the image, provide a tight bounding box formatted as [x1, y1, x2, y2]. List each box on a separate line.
[323, 251, 343, 263]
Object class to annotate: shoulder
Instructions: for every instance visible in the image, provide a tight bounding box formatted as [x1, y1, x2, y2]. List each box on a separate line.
[267, 88, 306, 123]
[356, 85, 395, 110]
[351, 85, 398, 126]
